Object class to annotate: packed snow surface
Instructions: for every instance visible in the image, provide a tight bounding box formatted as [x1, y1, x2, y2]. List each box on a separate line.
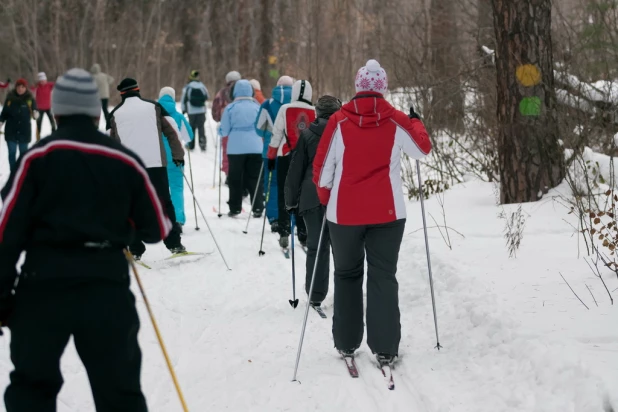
[0, 110, 615, 411]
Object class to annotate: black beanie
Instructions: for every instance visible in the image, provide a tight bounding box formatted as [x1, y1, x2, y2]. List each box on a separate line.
[316, 95, 342, 118]
[117, 78, 139, 94]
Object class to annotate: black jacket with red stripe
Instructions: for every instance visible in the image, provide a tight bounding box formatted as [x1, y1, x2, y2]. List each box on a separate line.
[0, 115, 172, 292]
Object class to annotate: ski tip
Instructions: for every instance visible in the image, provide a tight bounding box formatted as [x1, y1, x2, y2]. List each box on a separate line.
[289, 299, 299, 308]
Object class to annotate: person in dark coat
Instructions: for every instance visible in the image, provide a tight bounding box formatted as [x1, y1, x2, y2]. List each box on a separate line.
[0, 68, 169, 412]
[0, 78, 38, 173]
[285, 96, 341, 307]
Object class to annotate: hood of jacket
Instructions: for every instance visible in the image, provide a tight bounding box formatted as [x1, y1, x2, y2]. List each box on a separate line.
[271, 85, 292, 105]
[308, 116, 330, 136]
[91, 64, 101, 74]
[291, 80, 313, 103]
[158, 94, 177, 115]
[340, 92, 396, 128]
[233, 79, 254, 99]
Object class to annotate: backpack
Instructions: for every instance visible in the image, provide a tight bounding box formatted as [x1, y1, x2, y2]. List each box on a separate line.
[189, 87, 207, 107]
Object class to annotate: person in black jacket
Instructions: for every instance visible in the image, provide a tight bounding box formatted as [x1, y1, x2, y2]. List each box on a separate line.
[0, 78, 38, 173]
[285, 95, 341, 306]
[0, 68, 170, 412]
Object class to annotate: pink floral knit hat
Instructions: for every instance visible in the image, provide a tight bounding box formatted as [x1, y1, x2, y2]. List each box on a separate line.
[355, 59, 388, 95]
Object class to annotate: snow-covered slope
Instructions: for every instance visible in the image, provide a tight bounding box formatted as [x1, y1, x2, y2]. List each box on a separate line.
[0, 113, 615, 411]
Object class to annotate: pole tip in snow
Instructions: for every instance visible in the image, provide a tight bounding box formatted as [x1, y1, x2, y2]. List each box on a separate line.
[289, 299, 299, 309]
[195, 227, 200, 231]
[243, 231, 248, 234]
[435, 342, 443, 350]
[259, 251, 265, 256]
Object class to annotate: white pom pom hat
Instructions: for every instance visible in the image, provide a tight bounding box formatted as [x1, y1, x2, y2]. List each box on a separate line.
[355, 59, 388, 95]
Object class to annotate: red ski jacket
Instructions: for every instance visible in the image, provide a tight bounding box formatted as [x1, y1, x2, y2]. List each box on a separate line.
[313, 93, 431, 225]
[32, 82, 54, 111]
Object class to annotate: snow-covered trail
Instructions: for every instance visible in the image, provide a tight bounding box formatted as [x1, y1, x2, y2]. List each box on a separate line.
[0, 112, 614, 411]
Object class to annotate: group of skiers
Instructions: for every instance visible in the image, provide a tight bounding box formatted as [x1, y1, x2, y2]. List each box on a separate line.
[0, 58, 432, 410]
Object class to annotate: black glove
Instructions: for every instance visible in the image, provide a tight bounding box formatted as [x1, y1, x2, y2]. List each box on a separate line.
[173, 159, 185, 167]
[267, 158, 276, 171]
[409, 106, 421, 120]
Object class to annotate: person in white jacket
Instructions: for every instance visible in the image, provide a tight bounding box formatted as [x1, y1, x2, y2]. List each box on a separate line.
[266, 80, 315, 249]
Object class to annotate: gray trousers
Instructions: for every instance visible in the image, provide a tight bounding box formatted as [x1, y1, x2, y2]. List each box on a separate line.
[328, 219, 406, 356]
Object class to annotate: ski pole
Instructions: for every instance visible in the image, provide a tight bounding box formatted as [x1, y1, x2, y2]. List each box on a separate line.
[289, 214, 299, 308]
[183, 172, 232, 271]
[212, 130, 218, 189]
[217, 139, 223, 218]
[187, 149, 199, 231]
[258, 172, 273, 256]
[243, 163, 264, 234]
[292, 212, 327, 382]
[416, 160, 442, 350]
[124, 249, 190, 412]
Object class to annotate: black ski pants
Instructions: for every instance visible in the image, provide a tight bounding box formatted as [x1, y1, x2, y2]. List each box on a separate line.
[130, 167, 182, 255]
[36, 109, 57, 139]
[227, 154, 264, 214]
[277, 155, 306, 238]
[188, 113, 206, 150]
[328, 219, 406, 356]
[303, 206, 330, 303]
[5, 279, 148, 412]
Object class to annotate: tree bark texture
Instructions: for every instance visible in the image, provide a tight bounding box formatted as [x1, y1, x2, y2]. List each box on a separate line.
[492, 0, 565, 204]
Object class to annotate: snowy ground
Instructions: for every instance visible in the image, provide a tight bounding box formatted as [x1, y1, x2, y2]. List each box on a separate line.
[0, 111, 616, 411]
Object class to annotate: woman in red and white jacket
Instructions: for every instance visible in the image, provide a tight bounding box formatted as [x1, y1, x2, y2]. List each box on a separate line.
[313, 60, 432, 365]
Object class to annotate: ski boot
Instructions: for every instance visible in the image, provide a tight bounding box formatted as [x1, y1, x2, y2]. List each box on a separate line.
[132, 254, 142, 261]
[253, 209, 263, 218]
[228, 210, 241, 218]
[298, 230, 307, 247]
[279, 235, 289, 249]
[376, 353, 397, 367]
[338, 348, 356, 358]
[169, 245, 186, 255]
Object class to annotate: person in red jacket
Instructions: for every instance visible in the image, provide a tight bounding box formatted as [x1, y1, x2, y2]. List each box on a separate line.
[313, 59, 432, 366]
[32, 72, 56, 140]
[0, 79, 10, 89]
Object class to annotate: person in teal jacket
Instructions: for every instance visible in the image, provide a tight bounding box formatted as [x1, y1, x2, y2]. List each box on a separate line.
[158, 87, 194, 227]
[254, 75, 293, 232]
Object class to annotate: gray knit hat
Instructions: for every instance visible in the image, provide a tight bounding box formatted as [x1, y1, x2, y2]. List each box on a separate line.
[52, 68, 101, 117]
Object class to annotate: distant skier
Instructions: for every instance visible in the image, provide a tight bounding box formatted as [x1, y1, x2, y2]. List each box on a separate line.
[250, 79, 266, 104]
[0, 79, 9, 89]
[32, 72, 56, 140]
[267, 79, 315, 249]
[0, 78, 38, 173]
[108, 78, 186, 259]
[313, 60, 432, 366]
[212, 71, 241, 178]
[0, 68, 165, 412]
[90, 63, 114, 129]
[255, 75, 293, 233]
[285, 95, 341, 308]
[159, 86, 195, 229]
[180, 70, 209, 152]
[220, 79, 264, 217]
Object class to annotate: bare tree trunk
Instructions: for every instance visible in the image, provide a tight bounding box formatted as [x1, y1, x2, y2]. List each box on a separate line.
[258, 0, 274, 94]
[430, 0, 464, 132]
[492, 0, 565, 204]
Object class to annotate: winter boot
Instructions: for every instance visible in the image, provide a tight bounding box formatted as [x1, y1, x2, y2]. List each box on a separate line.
[376, 353, 397, 366]
[310, 301, 321, 308]
[279, 235, 289, 249]
[169, 245, 186, 255]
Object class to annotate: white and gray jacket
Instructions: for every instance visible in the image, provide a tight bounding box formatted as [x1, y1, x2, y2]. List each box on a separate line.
[180, 81, 210, 115]
[109, 95, 185, 168]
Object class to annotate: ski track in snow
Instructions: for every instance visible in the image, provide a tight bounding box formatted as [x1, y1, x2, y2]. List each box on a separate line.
[0, 110, 614, 411]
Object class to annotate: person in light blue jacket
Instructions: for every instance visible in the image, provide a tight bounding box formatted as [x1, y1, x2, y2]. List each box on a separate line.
[180, 70, 209, 152]
[254, 75, 294, 231]
[159, 87, 194, 227]
[220, 79, 264, 218]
